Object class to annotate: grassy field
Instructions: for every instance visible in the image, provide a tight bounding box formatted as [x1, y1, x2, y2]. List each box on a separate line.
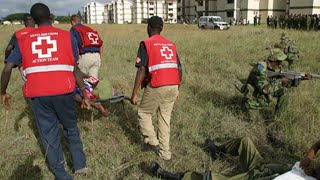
[0, 24, 320, 179]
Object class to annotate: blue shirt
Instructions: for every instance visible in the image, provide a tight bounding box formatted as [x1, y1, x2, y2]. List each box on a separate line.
[7, 24, 79, 66]
[70, 23, 101, 55]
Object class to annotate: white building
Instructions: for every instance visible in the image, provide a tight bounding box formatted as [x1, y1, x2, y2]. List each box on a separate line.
[83, 2, 105, 24]
[178, 0, 289, 24]
[113, 0, 133, 24]
[178, 0, 320, 24]
[132, 0, 149, 23]
[104, 0, 133, 24]
[104, 3, 113, 23]
[132, 0, 177, 23]
[289, 0, 320, 15]
[177, 0, 197, 22]
[85, 0, 177, 24]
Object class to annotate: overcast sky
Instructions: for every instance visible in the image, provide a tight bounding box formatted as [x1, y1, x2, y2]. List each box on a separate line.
[0, 0, 110, 18]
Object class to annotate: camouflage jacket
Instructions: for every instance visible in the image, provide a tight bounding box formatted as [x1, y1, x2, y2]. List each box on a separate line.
[287, 42, 299, 61]
[247, 62, 283, 98]
[245, 62, 285, 109]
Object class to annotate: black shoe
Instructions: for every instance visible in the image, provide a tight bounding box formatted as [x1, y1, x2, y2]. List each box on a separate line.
[150, 161, 183, 180]
[142, 143, 160, 153]
[204, 138, 219, 161]
[150, 161, 160, 177]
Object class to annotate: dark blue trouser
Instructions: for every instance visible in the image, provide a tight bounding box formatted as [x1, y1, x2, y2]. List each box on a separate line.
[31, 93, 86, 180]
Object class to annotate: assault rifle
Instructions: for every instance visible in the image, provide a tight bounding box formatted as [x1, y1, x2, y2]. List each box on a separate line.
[267, 70, 320, 87]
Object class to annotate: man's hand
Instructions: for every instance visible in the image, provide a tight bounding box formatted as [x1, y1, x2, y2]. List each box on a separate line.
[81, 98, 91, 109]
[1, 93, 12, 110]
[280, 76, 291, 84]
[131, 94, 138, 105]
[302, 73, 312, 80]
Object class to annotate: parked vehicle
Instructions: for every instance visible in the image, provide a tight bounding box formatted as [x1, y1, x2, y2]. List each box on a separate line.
[198, 16, 230, 30]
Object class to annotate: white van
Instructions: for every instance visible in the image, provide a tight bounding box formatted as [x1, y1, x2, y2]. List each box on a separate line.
[198, 16, 229, 30]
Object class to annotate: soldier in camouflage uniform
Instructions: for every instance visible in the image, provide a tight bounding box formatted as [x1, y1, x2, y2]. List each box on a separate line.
[244, 49, 290, 117]
[286, 40, 300, 70]
[278, 33, 290, 52]
[150, 137, 292, 180]
[276, 33, 300, 70]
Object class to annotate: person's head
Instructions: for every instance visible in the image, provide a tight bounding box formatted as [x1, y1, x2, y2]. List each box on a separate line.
[267, 48, 287, 69]
[30, 3, 51, 25]
[147, 16, 163, 37]
[23, 13, 35, 27]
[70, 14, 81, 27]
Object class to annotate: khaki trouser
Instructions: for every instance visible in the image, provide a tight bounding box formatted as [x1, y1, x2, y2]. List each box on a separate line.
[182, 137, 263, 180]
[78, 52, 101, 79]
[138, 84, 179, 160]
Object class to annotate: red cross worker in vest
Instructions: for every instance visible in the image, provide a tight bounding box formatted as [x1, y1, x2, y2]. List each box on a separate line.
[70, 14, 102, 79]
[1, 3, 90, 179]
[4, 14, 35, 81]
[130, 16, 183, 161]
[5, 14, 35, 60]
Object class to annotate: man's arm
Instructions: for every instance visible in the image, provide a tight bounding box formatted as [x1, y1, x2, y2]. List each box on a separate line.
[5, 45, 14, 60]
[71, 34, 90, 108]
[300, 140, 320, 170]
[1, 62, 15, 110]
[130, 43, 148, 105]
[70, 28, 82, 50]
[1, 42, 22, 110]
[74, 65, 89, 99]
[131, 66, 146, 105]
[4, 34, 17, 60]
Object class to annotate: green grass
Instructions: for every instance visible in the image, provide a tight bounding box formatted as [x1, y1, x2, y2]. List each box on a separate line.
[0, 24, 320, 179]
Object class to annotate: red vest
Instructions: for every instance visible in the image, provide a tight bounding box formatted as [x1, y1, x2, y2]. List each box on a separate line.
[15, 27, 35, 39]
[19, 26, 76, 98]
[143, 35, 180, 88]
[73, 25, 103, 48]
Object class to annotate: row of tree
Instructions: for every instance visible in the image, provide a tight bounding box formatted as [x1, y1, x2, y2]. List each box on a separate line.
[3, 11, 82, 23]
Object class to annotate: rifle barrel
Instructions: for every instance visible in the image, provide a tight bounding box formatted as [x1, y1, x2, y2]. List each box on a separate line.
[310, 73, 320, 79]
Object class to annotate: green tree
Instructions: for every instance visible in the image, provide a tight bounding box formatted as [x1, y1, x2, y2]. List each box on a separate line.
[5, 13, 28, 21]
[55, 16, 71, 23]
[77, 10, 82, 21]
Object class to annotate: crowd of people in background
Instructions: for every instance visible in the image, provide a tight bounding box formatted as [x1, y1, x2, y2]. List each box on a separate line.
[266, 14, 320, 31]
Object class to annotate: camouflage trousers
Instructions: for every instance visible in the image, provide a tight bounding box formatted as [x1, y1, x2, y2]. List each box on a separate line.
[181, 137, 291, 180]
[244, 93, 288, 119]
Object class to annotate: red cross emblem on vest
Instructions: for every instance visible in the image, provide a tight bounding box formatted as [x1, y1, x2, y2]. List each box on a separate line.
[32, 36, 57, 58]
[87, 32, 99, 45]
[160, 46, 174, 60]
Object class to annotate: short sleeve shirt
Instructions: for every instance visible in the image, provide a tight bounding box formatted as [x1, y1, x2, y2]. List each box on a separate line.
[8, 33, 17, 47]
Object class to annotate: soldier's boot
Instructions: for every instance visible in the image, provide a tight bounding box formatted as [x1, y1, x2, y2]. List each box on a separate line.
[204, 138, 225, 161]
[204, 138, 219, 160]
[150, 161, 184, 180]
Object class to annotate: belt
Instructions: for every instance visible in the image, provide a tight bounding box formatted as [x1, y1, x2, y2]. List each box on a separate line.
[81, 52, 99, 55]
